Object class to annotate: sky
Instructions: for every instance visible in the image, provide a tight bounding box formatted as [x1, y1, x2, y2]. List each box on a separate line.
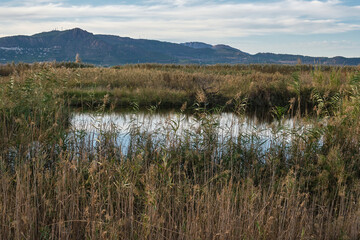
[0, 0, 359, 57]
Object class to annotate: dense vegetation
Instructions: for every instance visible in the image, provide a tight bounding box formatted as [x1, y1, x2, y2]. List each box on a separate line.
[0, 63, 359, 239]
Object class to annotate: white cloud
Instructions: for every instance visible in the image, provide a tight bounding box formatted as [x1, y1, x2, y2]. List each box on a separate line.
[0, 0, 359, 57]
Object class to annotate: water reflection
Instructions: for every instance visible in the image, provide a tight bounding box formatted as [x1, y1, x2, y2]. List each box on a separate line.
[69, 111, 314, 154]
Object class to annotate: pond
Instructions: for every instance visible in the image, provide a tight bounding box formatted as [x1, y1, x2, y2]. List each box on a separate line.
[69, 111, 316, 155]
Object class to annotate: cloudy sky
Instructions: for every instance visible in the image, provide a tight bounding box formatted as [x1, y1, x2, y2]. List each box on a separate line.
[0, 0, 359, 57]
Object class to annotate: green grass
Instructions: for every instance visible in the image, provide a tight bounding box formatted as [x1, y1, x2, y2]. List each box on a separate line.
[0, 63, 359, 239]
[1, 63, 358, 114]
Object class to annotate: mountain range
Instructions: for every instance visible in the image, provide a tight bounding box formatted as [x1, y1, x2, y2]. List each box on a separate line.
[0, 28, 359, 66]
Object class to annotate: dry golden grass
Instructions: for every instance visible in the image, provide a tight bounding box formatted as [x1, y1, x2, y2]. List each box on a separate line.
[0, 153, 359, 239]
[0, 63, 359, 239]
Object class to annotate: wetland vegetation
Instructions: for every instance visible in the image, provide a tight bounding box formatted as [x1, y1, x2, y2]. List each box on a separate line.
[0, 62, 359, 239]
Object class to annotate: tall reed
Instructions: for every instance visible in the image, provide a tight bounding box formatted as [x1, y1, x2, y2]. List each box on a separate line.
[0, 64, 359, 239]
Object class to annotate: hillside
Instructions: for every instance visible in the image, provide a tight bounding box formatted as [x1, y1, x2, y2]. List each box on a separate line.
[0, 28, 359, 65]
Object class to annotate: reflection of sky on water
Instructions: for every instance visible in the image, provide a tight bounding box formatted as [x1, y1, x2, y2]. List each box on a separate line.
[69, 112, 315, 155]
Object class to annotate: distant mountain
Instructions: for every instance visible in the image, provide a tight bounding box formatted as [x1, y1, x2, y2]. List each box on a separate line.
[0, 28, 359, 66]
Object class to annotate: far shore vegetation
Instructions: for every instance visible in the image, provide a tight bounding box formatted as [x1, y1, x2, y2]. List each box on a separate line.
[1, 62, 358, 114]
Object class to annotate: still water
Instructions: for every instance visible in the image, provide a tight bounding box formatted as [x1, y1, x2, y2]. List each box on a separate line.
[69, 111, 315, 154]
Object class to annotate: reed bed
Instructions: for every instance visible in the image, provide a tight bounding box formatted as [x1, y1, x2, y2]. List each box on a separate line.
[0, 64, 359, 239]
[1, 63, 358, 112]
